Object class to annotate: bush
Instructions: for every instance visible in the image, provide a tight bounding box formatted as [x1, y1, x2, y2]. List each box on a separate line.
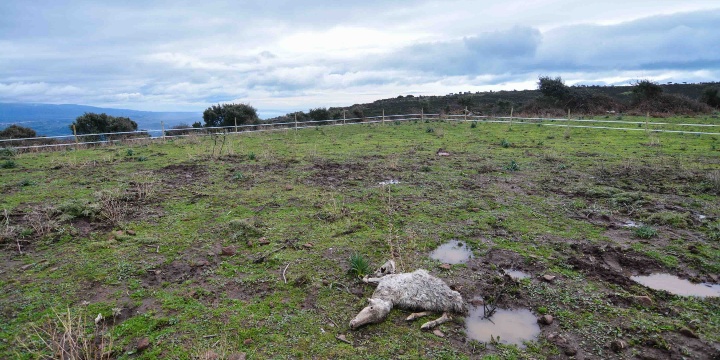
[538, 76, 571, 101]
[0, 124, 36, 139]
[71, 113, 138, 135]
[632, 80, 663, 101]
[700, 87, 720, 108]
[348, 253, 371, 278]
[634, 225, 658, 239]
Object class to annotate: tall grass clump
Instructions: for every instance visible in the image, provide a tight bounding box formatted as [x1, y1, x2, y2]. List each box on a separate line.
[348, 253, 371, 279]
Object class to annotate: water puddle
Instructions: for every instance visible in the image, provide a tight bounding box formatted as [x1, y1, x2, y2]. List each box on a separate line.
[622, 220, 640, 228]
[631, 273, 720, 298]
[429, 240, 473, 264]
[465, 307, 541, 347]
[378, 179, 400, 185]
[503, 269, 531, 280]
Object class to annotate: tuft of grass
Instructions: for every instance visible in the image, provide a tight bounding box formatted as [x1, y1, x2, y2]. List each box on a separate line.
[17, 307, 114, 360]
[348, 253, 371, 279]
[426, 127, 435, 133]
[634, 225, 658, 239]
[470, 121, 477, 128]
[1, 160, 17, 169]
[248, 152, 256, 161]
[500, 139, 511, 148]
[232, 171, 244, 181]
[504, 160, 519, 171]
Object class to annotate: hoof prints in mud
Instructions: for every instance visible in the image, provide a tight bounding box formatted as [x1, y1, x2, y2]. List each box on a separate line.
[567, 245, 663, 286]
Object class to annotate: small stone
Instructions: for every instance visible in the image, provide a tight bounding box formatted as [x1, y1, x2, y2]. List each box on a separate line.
[471, 208, 480, 212]
[243, 338, 253, 345]
[439, 263, 451, 270]
[284, 185, 294, 191]
[469, 299, 484, 306]
[678, 327, 699, 338]
[246, 240, 253, 247]
[20, 264, 34, 271]
[127, 230, 136, 236]
[538, 314, 554, 325]
[194, 260, 210, 267]
[49, 267, 58, 272]
[137, 337, 150, 351]
[433, 329, 445, 337]
[94, 313, 104, 324]
[634, 295, 653, 307]
[258, 237, 270, 245]
[201, 350, 219, 360]
[302, 243, 313, 249]
[564, 347, 578, 356]
[221, 246, 236, 256]
[228, 353, 247, 360]
[542, 274, 556, 282]
[611, 339, 628, 352]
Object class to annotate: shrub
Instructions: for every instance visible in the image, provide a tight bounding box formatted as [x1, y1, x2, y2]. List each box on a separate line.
[504, 160, 519, 171]
[203, 103, 259, 127]
[634, 225, 658, 239]
[1, 160, 17, 169]
[632, 80, 663, 101]
[500, 139, 511, 148]
[700, 87, 720, 108]
[0, 124, 36, 139]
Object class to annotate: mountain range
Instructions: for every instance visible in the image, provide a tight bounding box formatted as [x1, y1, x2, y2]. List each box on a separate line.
[0, 103, 201, 137]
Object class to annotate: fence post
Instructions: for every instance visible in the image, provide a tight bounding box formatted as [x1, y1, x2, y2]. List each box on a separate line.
[235, 117, 238, 133]
[382, 109, 385, 125]
[421, 108, 424, 122]
[295, 113, 298, 131]
[464, 107, 467, 122]
[645, 112, 649, 132]
[509, 107, 513, 128]
[72, 125, 79, 151]
[161, 121, 165, 141]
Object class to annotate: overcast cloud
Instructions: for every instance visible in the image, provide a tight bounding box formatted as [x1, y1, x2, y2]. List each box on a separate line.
[1, 0, 719, 116]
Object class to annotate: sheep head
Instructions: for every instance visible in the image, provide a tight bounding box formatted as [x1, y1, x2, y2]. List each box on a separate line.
[349, 298, 392, 330]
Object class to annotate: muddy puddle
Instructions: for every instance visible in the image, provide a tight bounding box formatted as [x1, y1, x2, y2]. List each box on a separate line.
[429, 240, 473, 264]
[465, 307, 541, 347]
[631, 273, 720, 298]
[503, 269, 531, 280]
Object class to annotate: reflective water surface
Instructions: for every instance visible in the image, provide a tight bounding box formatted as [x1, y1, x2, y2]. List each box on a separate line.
[465, 307, 541, 347]
[429, 240, 473, 264]
[631, 273, 720, 298]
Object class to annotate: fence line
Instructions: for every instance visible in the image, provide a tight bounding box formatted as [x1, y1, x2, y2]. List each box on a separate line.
[1, 113, 719, 151]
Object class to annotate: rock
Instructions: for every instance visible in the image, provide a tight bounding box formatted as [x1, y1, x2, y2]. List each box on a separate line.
[126, 230, 136, 236]
[678, 327, 699, 338]
[538, 314, 554, 325]
[469, 299, 484, 306]
[302, 243, 313, 249]
[137, 337, 150, 351]
[284, 185, 294, 191]
[634, 295, 653, 307]
[94, 313, 104, 324]
[564, 347, 578, 356]
[433, 329, 445, 337]
[258, 237, 270, 245]
[243, 338, 253, 345]
[611, 339, 627, 352]
[246, 240, 253, 247]
[20, 263, 34, 271]
[439, 263, 451, 270]
[228, 353, 247, 360]
[201, 350, 219, 360]
[221, 246, 236, 256]
[542, 274, 556, 282]
[194, 260, 210, 267]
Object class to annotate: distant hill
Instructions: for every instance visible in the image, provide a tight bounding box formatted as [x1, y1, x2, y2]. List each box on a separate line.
[0, 103, 202, 137]
[267, 81, 720, 122]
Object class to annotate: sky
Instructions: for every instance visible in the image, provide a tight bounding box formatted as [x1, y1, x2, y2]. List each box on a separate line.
[1, 0, 719, 118]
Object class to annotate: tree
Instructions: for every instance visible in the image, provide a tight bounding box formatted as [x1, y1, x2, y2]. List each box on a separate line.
[538, 76, 570, 101]
[632, 80, 663, 101]
[308, 107, 331, 121]
[700, 87, 720, 108]
[70, 113, 138, 134]
[0, 124, 36, 139]
[202, 103, 259, 127]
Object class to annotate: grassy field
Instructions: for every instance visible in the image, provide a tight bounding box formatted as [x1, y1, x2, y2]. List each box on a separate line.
[1, 117, 719, 359]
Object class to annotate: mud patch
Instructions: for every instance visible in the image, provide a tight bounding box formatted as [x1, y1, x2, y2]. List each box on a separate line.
[465, 307, 540, 347]
[567, 244, 663, 286]
[304, 160, 371, 187]
[631, 273, 720, 298]
[429, 240, 473, 264]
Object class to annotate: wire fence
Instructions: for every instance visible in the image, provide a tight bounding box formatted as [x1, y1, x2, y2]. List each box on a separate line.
[1, 112, 719, 152]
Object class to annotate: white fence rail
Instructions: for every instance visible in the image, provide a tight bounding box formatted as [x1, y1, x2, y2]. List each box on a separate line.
[1, 113, 719, 151]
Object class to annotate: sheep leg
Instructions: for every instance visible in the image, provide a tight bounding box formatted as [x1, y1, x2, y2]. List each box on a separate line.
[420, 312, 451, 330]
[362, 276, 382, 284]
[405, 311, 432, 321]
